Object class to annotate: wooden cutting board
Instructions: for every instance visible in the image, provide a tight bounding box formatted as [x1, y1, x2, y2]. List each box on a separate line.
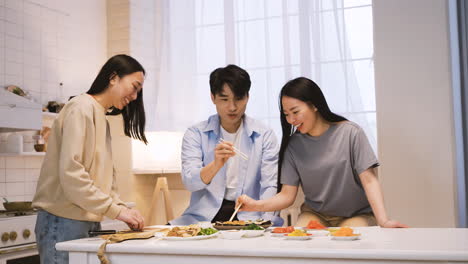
[98, 227, 170, 264]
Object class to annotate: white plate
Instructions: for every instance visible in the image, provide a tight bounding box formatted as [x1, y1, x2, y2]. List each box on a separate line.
[306, 230, 329, 236]
[331, 235, 360, 241]
[270, 232, 288, 237]
[162, 233, 218, 241]
[283, 235, 312, 240]
[220, 230, 245, 240]
[242, 230, 265, 238]
[267, 226, 304, 231]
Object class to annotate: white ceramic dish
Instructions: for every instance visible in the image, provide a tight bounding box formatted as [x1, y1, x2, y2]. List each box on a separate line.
[266, 226, 298, 231]
[162, 233, 218, 241]
[242, 229, 265, 238]
[283, 234, 312, 240]
[330, 235, 360, 241]
[268, 226, 304, 230]
[306, 229, 329, 236]
[221, 230, 245, 240]
[270, 232, 289, 237]
[326, 227, 340, 233]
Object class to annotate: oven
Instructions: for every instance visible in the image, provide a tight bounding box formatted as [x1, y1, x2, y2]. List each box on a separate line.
[0, 213, 39, 264]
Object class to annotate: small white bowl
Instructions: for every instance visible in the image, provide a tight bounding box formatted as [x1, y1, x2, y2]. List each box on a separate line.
[283, 234, 312, 240]
[306, 229, 329, 237]
[270, 232, 288, 237]
[242, 229, 265, 238]
[331, 235, 360, 241]
[221, 230, 245, 240]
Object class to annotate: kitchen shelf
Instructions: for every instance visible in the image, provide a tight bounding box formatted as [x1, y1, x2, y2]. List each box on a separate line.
[0, 152, 45, 157]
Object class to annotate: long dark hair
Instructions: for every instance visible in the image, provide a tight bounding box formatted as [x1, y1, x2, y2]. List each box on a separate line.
[87, 54, 148, 144]
[277, 77, 347, 191]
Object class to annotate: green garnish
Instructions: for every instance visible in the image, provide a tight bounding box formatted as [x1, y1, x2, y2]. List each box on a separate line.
[242, 223, 264, 230]
[197, 227, 218, 236]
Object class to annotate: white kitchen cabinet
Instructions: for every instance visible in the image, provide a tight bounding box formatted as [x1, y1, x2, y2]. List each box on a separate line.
[0, 90, 42, 132]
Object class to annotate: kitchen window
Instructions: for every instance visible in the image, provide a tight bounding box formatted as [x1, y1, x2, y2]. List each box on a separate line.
[150, 0, 377, 151]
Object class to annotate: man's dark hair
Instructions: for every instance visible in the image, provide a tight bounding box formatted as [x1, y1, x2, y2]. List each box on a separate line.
[209, 64, 251, 98]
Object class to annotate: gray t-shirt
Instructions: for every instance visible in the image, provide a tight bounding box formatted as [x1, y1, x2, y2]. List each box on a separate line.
[281, 121, 379, 217]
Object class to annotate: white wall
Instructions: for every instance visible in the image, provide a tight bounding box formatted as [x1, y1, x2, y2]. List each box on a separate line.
[0, 155, 41, 203]
[0, 0, 107, 205]
[53, 0, 108, 99]
[373, 0, 458, 227]
[0, 0, 107, 105]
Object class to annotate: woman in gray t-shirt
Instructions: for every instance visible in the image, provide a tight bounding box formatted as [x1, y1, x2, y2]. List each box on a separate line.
[237, 77, 407, 228]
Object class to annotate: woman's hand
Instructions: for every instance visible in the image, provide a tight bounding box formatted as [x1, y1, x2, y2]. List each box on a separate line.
[116, 207, 145, 231]
[380, 219, 409, 228]
[235, 185, 298, 213]
[236, 194, 261, 212]
[359, 169, 409, 229]
[214, 141, 235, 168]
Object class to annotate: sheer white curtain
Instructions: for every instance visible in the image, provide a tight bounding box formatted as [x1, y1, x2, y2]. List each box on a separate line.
[149, 0, 377, 150]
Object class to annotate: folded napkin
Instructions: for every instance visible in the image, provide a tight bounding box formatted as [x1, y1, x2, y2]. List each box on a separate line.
[97, 228, 169, 264]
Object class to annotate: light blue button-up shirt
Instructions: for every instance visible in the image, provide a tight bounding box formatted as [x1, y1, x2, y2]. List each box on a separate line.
[170, 114, 283, 226]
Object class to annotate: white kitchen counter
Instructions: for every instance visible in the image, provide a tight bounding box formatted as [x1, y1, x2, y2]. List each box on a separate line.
[56, 227, 468, 264]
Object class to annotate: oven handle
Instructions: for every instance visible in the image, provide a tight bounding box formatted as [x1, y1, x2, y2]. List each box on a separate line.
[0, 244, 37, 255]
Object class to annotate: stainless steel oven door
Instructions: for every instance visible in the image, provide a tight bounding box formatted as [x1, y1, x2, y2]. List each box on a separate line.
[0, 244, 39, 264]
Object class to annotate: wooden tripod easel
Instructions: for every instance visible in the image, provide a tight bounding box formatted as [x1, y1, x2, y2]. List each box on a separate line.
[148, 177, 174, 225]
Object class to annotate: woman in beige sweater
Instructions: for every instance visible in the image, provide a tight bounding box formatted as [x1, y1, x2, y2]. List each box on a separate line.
[32, 54, 148, 264]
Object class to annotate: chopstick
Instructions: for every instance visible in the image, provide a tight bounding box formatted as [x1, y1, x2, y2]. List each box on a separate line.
[219, 138, 249, 160]
[88, 230, 116, 236]
[290, 124, 298, 136]
[229, 203, 243, 222]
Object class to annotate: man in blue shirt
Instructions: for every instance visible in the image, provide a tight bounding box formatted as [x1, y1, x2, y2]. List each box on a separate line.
[170, 65, 283, 226]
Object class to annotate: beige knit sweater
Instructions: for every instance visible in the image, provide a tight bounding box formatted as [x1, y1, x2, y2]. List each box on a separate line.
[33, 94, 125, 222]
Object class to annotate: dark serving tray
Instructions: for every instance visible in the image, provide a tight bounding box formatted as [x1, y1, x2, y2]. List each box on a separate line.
[213, 220, 272, 230]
